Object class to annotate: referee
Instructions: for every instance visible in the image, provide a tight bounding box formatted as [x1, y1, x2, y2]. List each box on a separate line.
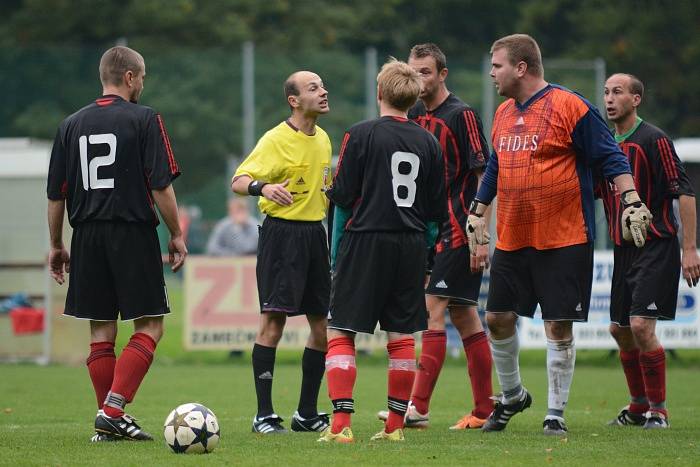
[231, 70, 332, 434]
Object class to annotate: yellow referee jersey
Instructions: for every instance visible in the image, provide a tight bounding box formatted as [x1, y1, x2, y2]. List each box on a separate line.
[234, 121, 332, 221]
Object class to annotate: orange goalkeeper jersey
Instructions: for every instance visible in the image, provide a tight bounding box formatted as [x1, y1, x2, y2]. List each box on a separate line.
[476, 85, 631, 251]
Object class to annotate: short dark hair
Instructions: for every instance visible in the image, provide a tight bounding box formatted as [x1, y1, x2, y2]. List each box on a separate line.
[622, 73, 644, 99]
[377, 58, 421, 112]
[409, 43, 447, 72]
[491, 34, 543, 78]
[99, 46, 144, 86]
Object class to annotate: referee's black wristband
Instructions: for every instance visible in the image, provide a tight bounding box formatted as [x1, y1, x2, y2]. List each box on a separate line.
[248, 180, 268, 196]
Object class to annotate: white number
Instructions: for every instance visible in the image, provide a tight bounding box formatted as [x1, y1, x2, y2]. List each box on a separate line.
[391, 151, 420, 207]
[79, 133, 116, 190]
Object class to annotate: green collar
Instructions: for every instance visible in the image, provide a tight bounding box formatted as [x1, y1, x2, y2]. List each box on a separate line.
[615, 116, 643, 143]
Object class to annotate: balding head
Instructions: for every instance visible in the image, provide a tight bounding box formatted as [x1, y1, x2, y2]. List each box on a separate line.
[99, 46, 145, 87]
[283, 71, 328, 115]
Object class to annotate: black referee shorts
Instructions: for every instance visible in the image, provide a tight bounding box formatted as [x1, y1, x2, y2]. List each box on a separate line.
[486, 243, 593, 322]
[425, 245, 483, 306]
[611, 238, 680, 327]
[256, 216, 330, 316]
[328, 231, 428, 334]
[65, 222, 170, 321]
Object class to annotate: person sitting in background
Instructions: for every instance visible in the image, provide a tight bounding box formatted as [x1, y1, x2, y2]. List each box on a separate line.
[206, 197, 259, 256]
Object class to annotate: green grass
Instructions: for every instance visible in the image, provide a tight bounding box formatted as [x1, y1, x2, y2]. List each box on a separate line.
[1, 277, 699, 465]
[1, 361, 699, 465]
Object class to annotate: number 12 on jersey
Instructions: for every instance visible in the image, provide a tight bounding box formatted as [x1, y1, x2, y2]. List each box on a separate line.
[79, 133, 116, 190]
[391, 151, 420, 207]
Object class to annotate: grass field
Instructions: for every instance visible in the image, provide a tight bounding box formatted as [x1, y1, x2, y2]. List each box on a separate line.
[1, 278, 699, 465]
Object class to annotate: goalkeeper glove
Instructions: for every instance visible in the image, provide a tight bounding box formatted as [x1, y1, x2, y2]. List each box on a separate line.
[466, 212, 490, 256]
[621, 190, 652, 248]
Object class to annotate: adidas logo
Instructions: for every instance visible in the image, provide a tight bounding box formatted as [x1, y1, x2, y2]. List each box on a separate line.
[435, 280, 448, 289]
[258, 371, 273, 380]
[575, 303, 582, 312]
[297, 176, 306, 185]
[647, 302, 658, 311]
[515, 116, 525, 126]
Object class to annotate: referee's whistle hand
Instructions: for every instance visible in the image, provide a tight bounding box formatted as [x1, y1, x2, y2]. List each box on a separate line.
[169, 236, 188, 272]
[262, 179, 293, 206]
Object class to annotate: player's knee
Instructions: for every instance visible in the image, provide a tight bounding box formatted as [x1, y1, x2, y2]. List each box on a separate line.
[134, 317, 164, 343]
[427, 311, 446, 330]
[630, 318, 655, 345]
[485, 312, 515, 335]
[546, 321, 572, 340]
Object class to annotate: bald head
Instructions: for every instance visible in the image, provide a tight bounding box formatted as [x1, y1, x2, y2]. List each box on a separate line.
[99, 46, 145, 87]
[283, 71, 328, 114]
[607, 73, 644, 99]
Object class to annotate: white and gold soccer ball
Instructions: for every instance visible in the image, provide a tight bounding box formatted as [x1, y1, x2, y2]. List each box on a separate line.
[163, 403, 220, 454]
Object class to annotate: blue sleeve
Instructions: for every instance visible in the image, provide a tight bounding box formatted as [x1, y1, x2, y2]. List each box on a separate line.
[475, 149, 499, 204]
[330, 204, 351, 270]
[571, 108, 631, 180]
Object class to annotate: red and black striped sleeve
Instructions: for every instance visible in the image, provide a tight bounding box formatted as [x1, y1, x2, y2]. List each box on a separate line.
[143, 111, 181, 189]
[456, 108, 488, 171]
[654, 136, 694, 197]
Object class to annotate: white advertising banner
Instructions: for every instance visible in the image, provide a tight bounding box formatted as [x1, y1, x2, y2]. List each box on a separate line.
[517, 250, 700, 349]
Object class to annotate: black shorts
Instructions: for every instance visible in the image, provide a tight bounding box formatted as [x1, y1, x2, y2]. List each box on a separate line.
[328, 231, 428, 334]
[65, 222, 169, 321]
[486, 243, 593, 321]
[610, 239, 680, 327]
[426, 245, 482, 306]
[256, 216, 330, 316]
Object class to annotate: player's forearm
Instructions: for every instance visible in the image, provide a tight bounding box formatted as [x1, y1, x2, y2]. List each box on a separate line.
[152, 185, 182, 237]
[474, 160, 498, 207]
[47, 199, 65, 248]
[679, 195, 697, 251]
[612, 174, 636, 193]
[231, 175, 253, 196]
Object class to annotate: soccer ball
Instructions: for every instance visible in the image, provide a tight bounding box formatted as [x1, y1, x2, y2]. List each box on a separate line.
[163, 403, 220, 454]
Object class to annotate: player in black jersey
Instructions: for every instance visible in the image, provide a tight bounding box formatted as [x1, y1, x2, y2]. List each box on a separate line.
[47, 46, 186, 442]
[376, 43, 494, 431]
[319, 59, 447, 443]
[598, 73, 700, 429]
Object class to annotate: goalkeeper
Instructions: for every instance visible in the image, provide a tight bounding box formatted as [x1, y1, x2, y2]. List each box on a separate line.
[465, 34, 651, 437]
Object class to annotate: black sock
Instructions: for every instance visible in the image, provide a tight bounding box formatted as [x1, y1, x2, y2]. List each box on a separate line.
[252, 343, 276, 417]
[297, 347, 327, 418]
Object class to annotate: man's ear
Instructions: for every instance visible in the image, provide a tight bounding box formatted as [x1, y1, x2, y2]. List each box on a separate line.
[288, 94, 298, 109]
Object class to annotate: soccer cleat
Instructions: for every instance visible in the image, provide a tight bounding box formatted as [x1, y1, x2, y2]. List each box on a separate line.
[370, 428, 405, 441]
[90, 432, 118, 442]
[481, 389, 532, 432]
[607, 405, 647, 426]
[252, 414, 288, 434]
[449, 413, 487, 430]
[291, 411, 330, 432]
[376, 402, 429, 428]
[94, 413, 153, 441]
[543, 417, 568, 436]
[643, 411, 669, 429]
[317, 426, 354, 443]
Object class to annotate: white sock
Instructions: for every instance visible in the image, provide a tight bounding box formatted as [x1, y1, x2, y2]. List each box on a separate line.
[546, 338, 576, 416]
[489, 333, 522, 403]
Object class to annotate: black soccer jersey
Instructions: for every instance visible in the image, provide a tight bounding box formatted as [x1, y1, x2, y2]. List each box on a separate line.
[409, 94, 488, 252]
[47, 95, 180, 226]
[595, 120, 694, 246]
[327, 116, 447, 232]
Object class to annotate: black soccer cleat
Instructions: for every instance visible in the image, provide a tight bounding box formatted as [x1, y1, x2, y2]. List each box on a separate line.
[607, 405, 647, 426]
[643, 411, 669, 429]
[291, 411, 330, 432]
[543, 417, 568, 436]
[481, 389, 532, 432]
[94, 413, 154, 441]
[252, 414, 288, 434]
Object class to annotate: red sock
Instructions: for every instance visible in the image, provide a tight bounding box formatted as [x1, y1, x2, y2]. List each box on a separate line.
[86, 341, 116, 410]
[640, 347, 667, 416]
[386, 337, 416, 433]
[326, 337, 356, 433]
[411, 330, 446, 415]
[619, 348, 649, 414]
[463, 331, 494, 419]
[103, 333, 156, 418]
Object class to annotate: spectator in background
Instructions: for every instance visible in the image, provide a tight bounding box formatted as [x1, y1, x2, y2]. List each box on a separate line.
[205, 197, 259, 256]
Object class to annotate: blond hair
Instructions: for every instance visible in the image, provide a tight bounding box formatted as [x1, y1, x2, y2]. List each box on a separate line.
[490, 34, 543, 78]
[99, 46, 144, 86]
[377, 58, 421, 112]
